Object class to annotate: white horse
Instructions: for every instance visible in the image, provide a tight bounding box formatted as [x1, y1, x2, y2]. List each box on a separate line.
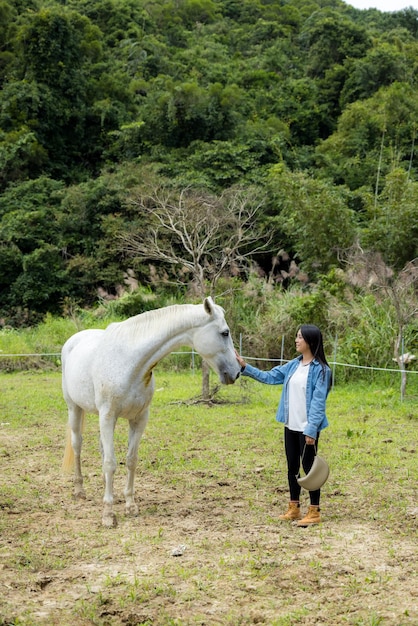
[61, 297, 240, 527]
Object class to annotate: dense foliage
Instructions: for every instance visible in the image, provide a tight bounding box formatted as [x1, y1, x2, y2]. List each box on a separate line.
[0, 0, 417, 341]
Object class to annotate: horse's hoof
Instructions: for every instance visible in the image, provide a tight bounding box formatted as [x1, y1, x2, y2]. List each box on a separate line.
[102, 512, 118, 528]
[125, 503, 139, 517]
[73, 490, 86, 500]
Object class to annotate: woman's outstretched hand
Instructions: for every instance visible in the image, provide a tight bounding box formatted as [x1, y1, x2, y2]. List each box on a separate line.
[235, 350, 246, 369]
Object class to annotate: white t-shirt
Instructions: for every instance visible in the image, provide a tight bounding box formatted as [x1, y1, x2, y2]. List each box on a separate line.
[287, 361, 310, 432]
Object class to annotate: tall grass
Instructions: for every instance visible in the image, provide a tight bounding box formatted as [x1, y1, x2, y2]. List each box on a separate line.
[1, 279, 417, 382]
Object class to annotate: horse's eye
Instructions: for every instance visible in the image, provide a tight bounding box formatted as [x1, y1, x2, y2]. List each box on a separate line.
[221, 330, 229, 337]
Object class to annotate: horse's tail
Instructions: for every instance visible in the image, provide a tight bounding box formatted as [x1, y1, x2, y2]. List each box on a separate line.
[62, 411, 85, 473]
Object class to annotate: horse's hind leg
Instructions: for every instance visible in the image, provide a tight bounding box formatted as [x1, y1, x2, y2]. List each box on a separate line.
[68, 405, 86, 499]
[125, 412, 149, 517]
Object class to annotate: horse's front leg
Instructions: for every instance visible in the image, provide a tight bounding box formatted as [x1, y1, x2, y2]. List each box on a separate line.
[125, 411, 149, 517]
[99, 412, 118, 528]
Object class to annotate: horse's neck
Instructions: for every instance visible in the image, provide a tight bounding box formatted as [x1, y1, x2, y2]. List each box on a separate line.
[115, 304, 205, 365]
[147, 308, 201, 355]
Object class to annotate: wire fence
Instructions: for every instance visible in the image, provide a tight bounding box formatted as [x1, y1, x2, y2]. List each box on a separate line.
[1, 349, 417, 406]
[1, 349, 417, 378]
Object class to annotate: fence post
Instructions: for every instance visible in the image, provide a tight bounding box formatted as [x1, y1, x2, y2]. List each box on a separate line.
[400, 336, 405, 403]
[332, 333, 338, 390]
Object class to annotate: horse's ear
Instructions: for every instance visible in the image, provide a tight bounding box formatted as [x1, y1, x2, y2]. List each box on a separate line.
[203, 296, 215, 316]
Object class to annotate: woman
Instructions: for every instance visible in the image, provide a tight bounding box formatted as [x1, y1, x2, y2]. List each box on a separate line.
[236, 324, 331, 526]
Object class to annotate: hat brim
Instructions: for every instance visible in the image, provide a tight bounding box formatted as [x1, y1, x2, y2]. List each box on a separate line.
[297, 455, 329, 490]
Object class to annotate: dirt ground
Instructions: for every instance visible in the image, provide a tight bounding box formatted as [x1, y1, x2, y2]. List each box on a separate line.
[1, 368, 417, 626]
[1, 424, 417, 626]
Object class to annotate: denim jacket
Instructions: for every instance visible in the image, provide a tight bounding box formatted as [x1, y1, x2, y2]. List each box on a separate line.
[242, 356, 331, 439]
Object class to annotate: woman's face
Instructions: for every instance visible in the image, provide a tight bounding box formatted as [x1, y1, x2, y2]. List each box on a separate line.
[295, 330, 309, 354]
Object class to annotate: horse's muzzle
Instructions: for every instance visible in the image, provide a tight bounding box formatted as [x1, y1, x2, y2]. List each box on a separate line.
[222, 371, 240, 385]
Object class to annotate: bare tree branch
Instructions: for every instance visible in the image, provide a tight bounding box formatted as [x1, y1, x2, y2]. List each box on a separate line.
[120, 184, 271, 297]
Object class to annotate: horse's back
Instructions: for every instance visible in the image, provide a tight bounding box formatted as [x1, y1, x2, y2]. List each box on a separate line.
[62, 328, 104, 359]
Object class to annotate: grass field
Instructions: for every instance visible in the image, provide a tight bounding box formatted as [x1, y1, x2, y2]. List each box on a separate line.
[0, 369, 417, 626]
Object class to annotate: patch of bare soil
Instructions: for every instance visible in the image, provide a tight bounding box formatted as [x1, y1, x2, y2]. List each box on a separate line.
[1, 433, 417, 626]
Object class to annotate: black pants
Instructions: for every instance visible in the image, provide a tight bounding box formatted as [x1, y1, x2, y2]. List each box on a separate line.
[284, 427, 320, 506]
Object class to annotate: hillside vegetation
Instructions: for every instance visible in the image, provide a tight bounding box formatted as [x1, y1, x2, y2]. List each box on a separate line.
[0, 0, 417, 369]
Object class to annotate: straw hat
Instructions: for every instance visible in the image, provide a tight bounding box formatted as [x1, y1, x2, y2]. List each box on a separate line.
[297, 454, 330, 490]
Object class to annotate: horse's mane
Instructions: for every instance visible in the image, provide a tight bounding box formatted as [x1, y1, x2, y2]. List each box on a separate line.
[106, 303, 208, 342]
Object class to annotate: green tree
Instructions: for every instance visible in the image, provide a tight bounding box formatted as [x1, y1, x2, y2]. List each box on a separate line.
[340, 42, 412, 106]
[361, 169, 418, 269]
[1, 6, 134, 180]
[0, 0, 17, 85]
[8, 244, 66, 313]
[300, 9, 370, 78]
[137, 78, 244, 148]
[0, 176, 65, 316]
[0, 128, 47, 190]
[316, 82, 418, 190]
[268, 167, 357, 277]
[177, 0, 221, 28]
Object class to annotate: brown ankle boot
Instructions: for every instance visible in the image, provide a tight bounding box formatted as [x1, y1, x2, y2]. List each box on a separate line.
[297, 505, 321, 527]
[278, 501, 301, 521]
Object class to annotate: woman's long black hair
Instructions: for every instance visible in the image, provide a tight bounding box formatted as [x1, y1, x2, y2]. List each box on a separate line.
[299, 324, 331, 386]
